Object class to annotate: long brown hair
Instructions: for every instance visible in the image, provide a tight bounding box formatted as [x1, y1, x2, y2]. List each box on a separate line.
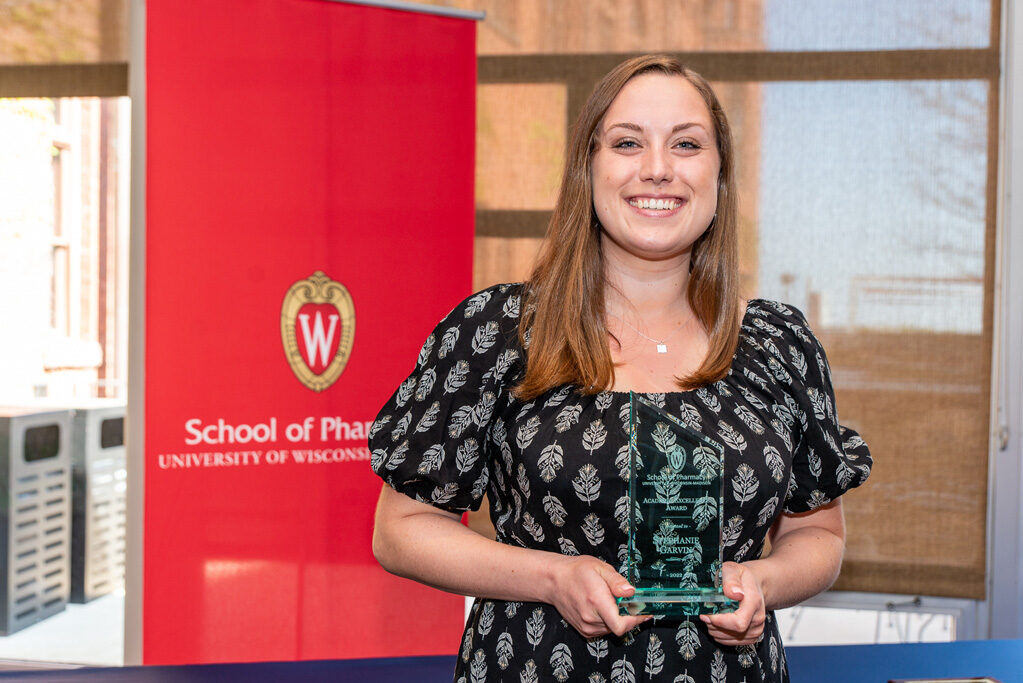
[514, 55, 741, 400]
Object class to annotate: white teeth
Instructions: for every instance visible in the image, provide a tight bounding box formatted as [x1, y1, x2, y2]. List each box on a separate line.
[629, 198, 680, 210]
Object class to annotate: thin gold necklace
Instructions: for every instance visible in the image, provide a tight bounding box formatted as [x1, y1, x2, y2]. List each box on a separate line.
[609, 312, 692, 354]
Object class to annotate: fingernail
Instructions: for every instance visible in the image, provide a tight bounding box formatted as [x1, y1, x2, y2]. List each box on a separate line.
[734, 590, 745, 600]
[700, 615, 710, 623]
[623, 583, 635, 592]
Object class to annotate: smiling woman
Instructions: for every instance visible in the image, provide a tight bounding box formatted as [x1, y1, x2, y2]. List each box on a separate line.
[369, 55, 870, 682]
[592, 74, 720, 265]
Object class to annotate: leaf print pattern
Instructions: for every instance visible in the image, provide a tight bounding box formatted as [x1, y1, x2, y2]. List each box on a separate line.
[738, 644, 756, 668]
[415, 401, 441, 433]
[757, 495, 779, 527]
[612, 656, 636, 683]
[558, 536, 579, 556]
[473, 391, 497, 427]
[550, 643, 573, 682]
[478, 601, 495, 636]
[678, 401, 702, 429]
[444, 360, 470, 393]
[586, 637, 608, 661]
[469, 650, 487, 683]
[722, 515, 743, 548]
[383, 440, 408, 471]
[692, 445, 719, 480]
[522, 512, 544, 542]
[461, 622, 474, 663]
[503, 294, 520, 318]
[464, 290, 491, 317]
[519, 659, 538, 683]
[447, 405, 474, 439]
[555, 404, 582, 433]
[693, 495, 718, 532]
[543, 492, 567, 527]
[696, 387, 721, 413]
[544, 385, 573, 409]
[735, 403, 766, 434]
[614, 495, 630, 532]
[526, 608, 545, 649]
[368, 287, 871, 682]
[572, 464, 601, 504]
[438, 325, 460, 359]
[417, 444, 444, 475]
[732, 463, 759, 504]
[416, 333, 436, 368]
[538, 443, 564, 482]
[582, 513, 605, 546]
[582, 420, 607, 454]
[711, 649, 727, 683]
[391, 410, 412, 442]
[431, 482, 458, 506]
[652, 422, 677, 455]
[516, 463, 531, 499]
[765, 444, 785, 483]
[676, 620, 700, 660]
[615, 444, 631, 480]
[455, 438, 479, 474]
[395, 377, 417, 408]
[645, 633, 665, 675]
[516, 415, 542, 450]
[414, 368, 436, 402]
[718, 419, 747, 452]
[496, 631, 513, 669]
[471, 321, 499, 355]
[487, 348, 519, 383]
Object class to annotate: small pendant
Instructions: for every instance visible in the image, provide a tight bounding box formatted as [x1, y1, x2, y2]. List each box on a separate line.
[656, 344, 668, 354]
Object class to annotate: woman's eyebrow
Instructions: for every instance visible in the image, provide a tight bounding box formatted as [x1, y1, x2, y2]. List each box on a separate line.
[604, 122, 710, 134]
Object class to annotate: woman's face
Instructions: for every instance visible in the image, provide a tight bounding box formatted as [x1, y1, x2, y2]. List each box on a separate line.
[591, 73, 721, 265]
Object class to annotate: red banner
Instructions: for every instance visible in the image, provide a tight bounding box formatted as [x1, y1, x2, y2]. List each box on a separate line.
[145, 0, 475, 664]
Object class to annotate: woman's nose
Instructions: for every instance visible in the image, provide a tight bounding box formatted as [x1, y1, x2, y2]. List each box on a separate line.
[639, 147, 672, 183]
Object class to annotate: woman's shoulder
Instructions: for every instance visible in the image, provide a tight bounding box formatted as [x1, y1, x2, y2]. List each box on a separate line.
[440, 282, 525, 325]
[414, 283, 525, 373]
[742, 298, 819, 347]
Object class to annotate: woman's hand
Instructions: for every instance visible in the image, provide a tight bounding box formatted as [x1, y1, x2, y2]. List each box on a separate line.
[700, 561, 766, 646]
[546, 555, 650, 638]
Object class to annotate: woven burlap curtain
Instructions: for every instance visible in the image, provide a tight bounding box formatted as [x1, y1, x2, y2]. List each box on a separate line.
[440, 0, 1001, 600]
[0, 0, 127, 96]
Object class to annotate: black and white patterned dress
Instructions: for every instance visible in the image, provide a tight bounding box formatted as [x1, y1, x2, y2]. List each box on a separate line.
[369, 283, 871, 683]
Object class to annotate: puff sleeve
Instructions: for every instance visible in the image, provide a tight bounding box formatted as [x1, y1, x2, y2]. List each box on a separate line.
[749, 301, 873, 514]
[368, 284, 523, 513]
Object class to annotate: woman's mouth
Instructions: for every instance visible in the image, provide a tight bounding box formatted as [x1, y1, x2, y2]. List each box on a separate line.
[627, 196, 685, 215]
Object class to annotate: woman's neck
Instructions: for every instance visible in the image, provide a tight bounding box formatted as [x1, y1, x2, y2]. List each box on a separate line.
[602, 243, 693, 320]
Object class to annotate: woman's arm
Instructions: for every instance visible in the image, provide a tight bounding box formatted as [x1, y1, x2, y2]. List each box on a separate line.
[701, 498, 846, 646]
[372, 483, 650, 638]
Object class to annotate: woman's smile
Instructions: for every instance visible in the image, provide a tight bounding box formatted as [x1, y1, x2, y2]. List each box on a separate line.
[626, 195, 687, 216]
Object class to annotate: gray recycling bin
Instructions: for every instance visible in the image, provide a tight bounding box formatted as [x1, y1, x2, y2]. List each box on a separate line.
[68, 403, 127, 603]
[0, 407, 73, 635]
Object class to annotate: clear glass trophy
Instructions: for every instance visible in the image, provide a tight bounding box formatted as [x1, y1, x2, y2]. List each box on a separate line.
[617, 393, 739, 617]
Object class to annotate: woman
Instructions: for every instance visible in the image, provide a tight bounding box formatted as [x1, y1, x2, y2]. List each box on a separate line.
[369, 55, 871, 682]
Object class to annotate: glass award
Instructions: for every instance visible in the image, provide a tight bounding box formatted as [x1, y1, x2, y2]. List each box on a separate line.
[617, 393, 739, 617]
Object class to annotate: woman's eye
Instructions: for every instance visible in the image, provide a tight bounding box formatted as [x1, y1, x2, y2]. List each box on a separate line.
[674, 139, 700, 150]
[612, 139, 639, 149]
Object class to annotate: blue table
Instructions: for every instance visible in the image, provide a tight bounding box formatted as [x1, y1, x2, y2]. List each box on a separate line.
[0, 640, 1019, 681]
[786, 639, 1023, 682]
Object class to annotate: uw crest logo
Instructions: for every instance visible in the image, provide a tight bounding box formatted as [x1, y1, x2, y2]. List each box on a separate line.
[281, 271, 355, 392]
